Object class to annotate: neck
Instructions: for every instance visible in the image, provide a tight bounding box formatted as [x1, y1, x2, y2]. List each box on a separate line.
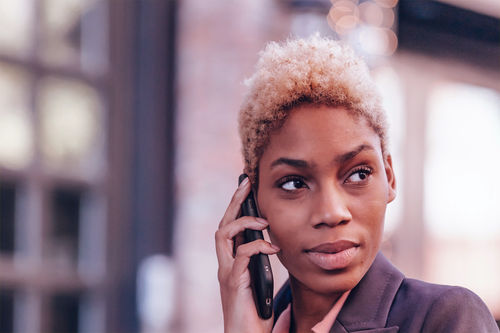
[288, 275, 344, 333]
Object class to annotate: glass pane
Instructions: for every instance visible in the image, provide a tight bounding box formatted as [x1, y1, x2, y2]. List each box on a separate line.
[0, 289, 14, 333]
[0, 0, 33, 57]
[0, 181, 16, 254]
[37, 76, 104, 178]
[0, 63, 33, 170]
[48, 187, 82, 266]
[41, 0, 108, 74]
[425, 81, 500, 317]
[50, 293, 80, 333]
[425, 83, 500, 237]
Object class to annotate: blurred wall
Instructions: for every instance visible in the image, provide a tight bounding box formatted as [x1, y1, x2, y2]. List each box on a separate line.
[174, 1, 290, 331]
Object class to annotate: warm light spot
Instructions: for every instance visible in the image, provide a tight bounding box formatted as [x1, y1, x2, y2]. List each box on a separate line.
[327, 10, 337, 32]
[327, 0, 360, 35]
[327, 0, 397, 56]
[38, 77, 103, 174]
[374, 0, 398, 8]
[358, 26, 397, 56]
[0, 63, 32, 169]
[381, 7, 395, 28]
[328, 0, 358, 24]
[359, 1, 384, 27]
[384, 28, 398, 55]
[335, 15, 359, 35]
[0, 110, 33, 169]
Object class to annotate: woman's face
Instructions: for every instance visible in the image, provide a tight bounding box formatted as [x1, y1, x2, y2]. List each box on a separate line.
[257, 104, 396, 295]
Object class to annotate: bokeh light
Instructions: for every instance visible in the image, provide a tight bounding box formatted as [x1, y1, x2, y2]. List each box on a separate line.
[328, 0, 398, 56]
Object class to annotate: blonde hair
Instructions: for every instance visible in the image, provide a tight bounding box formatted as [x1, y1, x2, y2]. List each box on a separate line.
[238, 34, 388, 184]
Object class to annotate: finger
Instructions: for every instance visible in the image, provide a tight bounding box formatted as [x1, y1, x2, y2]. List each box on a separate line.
[232, 240, 280, 277]
[233, 232, 244, 257]
[232, 217, 267, 256]
[222, 216, 268, 240]
[215, 217, 268, 262]
[218, 177, 251, 228]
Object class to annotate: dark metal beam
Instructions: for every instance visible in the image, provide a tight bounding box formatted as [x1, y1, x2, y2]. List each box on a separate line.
[397, 0, 500, 69]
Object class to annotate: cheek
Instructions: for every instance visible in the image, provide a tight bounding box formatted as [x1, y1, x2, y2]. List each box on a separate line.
[354, 197, 386, 222]
[260, 199, 310, 247]
[351, 194, 387, 246]
[266, 207, 299, 244]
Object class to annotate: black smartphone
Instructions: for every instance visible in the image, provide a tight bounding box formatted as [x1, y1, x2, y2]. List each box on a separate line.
[238, 174, 274, 319]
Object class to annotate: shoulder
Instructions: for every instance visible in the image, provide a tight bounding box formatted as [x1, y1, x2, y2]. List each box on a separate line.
[389, 278, 499, 332]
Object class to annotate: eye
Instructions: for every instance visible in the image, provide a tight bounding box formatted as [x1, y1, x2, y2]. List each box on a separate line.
[278, 176, 308, 192]
[346, 167, 372, 183]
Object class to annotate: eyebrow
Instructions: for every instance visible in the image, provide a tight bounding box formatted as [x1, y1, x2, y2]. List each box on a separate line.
[270, 157, 310, 169]
[334, 144, 375, 165]
[269, 144, 375, 170]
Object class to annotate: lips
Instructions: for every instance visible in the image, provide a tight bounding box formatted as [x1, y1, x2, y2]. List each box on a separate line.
[305, 240, 359, 270]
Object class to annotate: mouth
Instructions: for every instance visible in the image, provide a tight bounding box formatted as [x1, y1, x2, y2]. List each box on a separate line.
[305, 240, 359, 271]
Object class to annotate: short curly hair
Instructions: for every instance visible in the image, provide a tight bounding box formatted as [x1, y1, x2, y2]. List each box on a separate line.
[238, 34, 388, 185]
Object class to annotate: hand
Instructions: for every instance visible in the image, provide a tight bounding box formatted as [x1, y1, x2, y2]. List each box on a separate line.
[215, 177, 280, 333]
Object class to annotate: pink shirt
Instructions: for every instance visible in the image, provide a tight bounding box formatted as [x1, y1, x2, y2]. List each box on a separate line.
[272, 291, 350, 333]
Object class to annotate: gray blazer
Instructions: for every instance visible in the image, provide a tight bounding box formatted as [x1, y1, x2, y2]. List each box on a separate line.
[273, 253, 499, 332]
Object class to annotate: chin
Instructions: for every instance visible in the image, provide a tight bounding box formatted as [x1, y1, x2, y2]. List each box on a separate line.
[319, 268, 364, 294]
[289, 264, 364, 297]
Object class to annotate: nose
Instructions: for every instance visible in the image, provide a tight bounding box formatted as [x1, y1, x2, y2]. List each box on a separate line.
[311, 183, 352, 228]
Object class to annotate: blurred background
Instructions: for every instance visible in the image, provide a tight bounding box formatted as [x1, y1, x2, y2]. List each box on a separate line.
[0, 0, 499, 332]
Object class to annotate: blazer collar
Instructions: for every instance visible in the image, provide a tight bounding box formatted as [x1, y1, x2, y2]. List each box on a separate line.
[330, 252, 404, 333]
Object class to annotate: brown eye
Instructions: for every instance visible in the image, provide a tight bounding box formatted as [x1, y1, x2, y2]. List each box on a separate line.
[280, 178, 307, 191]
[346, 168, 372, 183]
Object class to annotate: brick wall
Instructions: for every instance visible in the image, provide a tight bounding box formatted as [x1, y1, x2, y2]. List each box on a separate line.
[174, 1, 291, 332]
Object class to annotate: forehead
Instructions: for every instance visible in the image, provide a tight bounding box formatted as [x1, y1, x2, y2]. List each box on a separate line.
[261, 104, 382, 164]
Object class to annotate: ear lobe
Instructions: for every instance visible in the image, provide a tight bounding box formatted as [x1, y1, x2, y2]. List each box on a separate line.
[384, 154, 397, 203]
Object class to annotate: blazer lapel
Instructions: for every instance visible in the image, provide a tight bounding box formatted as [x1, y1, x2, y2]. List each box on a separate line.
[330, 320, 399, 333]
[330, 253, 404, 333]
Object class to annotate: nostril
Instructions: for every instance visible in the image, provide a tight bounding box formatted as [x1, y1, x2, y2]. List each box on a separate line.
[313, 222, 326, 229]
[338, 219, 349, 226]
[313, 218, 350, 229]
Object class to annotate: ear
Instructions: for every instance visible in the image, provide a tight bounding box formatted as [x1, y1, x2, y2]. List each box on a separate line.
[384, 154, 397, 203]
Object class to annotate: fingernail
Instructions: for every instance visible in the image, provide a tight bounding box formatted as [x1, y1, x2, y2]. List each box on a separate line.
[256, 218, 268, 225]
[239, 177, 249, 187]
[270, 244, 280, 251]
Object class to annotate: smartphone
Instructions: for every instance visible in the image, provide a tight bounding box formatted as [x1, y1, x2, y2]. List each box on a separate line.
[238, 174, 274, 319]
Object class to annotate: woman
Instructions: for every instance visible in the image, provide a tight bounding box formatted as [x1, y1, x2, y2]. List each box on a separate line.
[215, 35, 498, 333]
